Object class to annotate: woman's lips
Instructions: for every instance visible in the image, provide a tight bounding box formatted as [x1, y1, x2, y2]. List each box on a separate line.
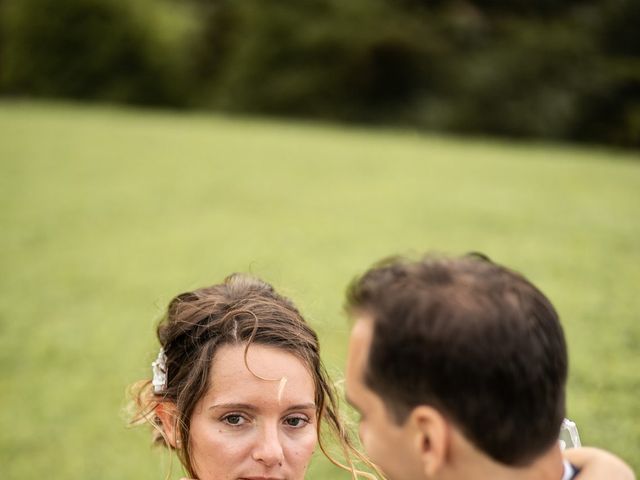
[239, 477, 285, 480]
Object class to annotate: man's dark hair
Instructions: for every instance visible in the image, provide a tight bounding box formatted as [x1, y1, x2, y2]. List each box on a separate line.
[346, 253, 568, 466]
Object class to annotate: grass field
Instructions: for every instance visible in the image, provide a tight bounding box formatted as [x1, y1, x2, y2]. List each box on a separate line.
[1, 100, 639, 479]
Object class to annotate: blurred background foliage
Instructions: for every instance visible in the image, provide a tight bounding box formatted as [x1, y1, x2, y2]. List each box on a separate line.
[1, 0, 639, 147]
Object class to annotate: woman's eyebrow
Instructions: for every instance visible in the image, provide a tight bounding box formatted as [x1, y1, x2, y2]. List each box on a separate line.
[208, 403, 258, 412]
[283, 403, 317, 412]
[207, 402, 316, 412]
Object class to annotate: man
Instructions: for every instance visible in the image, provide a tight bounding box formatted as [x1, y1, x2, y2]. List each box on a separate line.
[345, 254, 634, 480]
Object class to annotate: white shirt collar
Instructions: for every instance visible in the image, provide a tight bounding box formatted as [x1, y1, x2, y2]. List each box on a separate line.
[562, 459, 576, 480]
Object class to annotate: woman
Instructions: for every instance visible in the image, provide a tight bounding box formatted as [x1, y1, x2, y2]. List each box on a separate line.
[130, 274, 634, 480]
[130, 273, 375, 480]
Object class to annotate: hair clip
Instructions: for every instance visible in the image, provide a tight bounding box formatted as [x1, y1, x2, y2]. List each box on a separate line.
[151, 348, 168, 394]
[559, 418, 581, 450]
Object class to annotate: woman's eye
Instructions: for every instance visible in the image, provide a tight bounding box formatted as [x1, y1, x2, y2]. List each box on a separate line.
[284, 416, 309, 428]
[222, 414, 247, 426]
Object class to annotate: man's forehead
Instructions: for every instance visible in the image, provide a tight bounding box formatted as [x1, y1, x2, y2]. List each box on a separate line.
[350, 314, 374, 344]
[345, 317, 372, 411]
[346, 316, 374, 385]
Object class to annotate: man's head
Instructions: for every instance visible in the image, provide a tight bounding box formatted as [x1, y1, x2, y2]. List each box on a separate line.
[345, 254, 568, 479]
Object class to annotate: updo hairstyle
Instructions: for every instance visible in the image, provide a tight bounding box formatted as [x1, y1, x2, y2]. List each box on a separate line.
[129, 273, 375, 479]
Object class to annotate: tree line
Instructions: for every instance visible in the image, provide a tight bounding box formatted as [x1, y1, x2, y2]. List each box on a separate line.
[2, 0, 638, 147]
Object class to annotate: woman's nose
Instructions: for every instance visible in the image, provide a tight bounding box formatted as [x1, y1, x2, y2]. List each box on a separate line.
[252, 424, 285, 467]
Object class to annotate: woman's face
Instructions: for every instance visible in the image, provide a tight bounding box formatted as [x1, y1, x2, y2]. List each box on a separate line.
[188, 343, 318, 480]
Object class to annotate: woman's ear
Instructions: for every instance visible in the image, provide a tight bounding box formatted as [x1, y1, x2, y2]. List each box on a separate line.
[155, 402, 179, 448]
[409, 406, 449, 477]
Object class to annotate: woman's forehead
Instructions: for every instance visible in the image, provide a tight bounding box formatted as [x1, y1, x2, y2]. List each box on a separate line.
[202, 343, 316, 407]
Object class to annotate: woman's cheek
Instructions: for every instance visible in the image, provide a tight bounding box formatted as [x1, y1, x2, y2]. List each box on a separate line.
[286, 429, 318, 471]
[190, 426, 255, 480]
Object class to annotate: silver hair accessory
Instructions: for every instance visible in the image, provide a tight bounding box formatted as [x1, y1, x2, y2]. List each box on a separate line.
[559, 418, 581, 450]
[151, 348, 168, 394]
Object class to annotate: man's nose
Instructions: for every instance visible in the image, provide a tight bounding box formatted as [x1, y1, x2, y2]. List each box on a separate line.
[252, 423, 285, 467]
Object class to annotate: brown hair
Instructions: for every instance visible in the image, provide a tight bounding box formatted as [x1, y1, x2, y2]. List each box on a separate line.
[346, 253, 568, 466]
[130, 273, 377, 479]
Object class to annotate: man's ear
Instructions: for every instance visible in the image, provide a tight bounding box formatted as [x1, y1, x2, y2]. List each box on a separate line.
[409, 406, 449, 477]
[155, 402, 179, 448]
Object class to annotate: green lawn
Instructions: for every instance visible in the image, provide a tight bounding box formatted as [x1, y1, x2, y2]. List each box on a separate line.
[1, 100, 638, 479]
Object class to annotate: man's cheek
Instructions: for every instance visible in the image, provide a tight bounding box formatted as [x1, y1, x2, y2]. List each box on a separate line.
[360, 428, 379, 461]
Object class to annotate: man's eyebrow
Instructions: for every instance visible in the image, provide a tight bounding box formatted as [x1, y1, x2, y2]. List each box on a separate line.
[344, 392, 359, 411]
